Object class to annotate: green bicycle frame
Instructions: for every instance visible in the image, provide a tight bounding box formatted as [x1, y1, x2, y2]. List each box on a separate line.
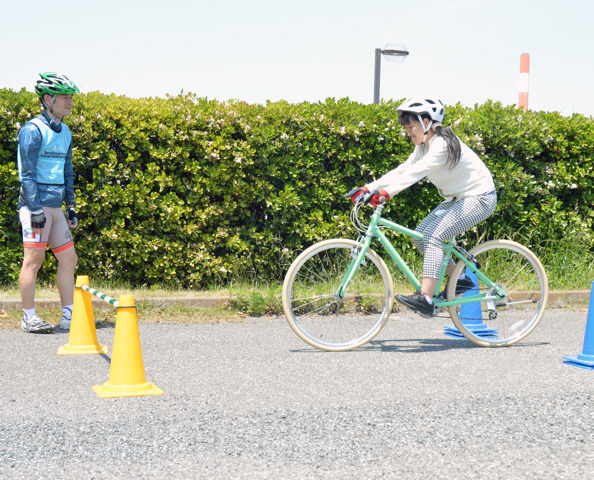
[338, 207, 502, 308]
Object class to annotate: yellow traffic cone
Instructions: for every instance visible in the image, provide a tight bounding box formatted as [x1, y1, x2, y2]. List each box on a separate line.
[58, 276, 108, 355]
[92, 295, 163, 398]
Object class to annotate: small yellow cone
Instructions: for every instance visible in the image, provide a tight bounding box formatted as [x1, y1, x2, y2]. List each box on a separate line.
[92, 295, 163, 398]
[58, 276, 108, 355]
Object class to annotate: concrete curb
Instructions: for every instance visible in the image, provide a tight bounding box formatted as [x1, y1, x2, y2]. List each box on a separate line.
[0, 295, 231, 311]
[0, 290, 590, 311]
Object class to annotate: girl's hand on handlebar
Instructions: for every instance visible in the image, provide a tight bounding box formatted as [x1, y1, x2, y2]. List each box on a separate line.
[366, 190, 390, 207]
[344, 186, 369, 205]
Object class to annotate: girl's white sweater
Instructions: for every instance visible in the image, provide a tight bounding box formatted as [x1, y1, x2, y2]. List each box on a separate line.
[366, 135, 495, 200]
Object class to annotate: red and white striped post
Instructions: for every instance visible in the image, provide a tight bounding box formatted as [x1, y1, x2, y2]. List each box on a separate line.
[518, 53, 530, 111]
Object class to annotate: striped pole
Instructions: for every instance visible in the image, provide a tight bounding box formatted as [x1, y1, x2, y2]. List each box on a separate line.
[518, 53, 530, 111]
[81, 284, 119, 307]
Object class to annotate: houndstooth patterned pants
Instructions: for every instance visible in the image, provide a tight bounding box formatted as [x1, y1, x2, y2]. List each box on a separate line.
[412, 191, 497, 278]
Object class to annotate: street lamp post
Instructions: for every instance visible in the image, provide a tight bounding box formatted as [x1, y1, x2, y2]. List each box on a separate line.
[373, 44, 409, 105]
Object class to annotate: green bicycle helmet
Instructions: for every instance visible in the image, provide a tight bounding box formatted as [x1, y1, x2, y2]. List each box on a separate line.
[35, 72, 80, 96]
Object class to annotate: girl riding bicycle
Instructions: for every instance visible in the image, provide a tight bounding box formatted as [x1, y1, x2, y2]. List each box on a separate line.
[347, 96, 496, 317]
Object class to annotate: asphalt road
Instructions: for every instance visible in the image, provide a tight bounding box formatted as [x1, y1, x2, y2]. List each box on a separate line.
[1, 308, 593, 479]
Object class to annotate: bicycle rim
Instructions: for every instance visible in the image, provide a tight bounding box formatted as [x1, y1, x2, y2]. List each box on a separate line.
[447, 240, 548, 347]
[282, 239, 394, 351]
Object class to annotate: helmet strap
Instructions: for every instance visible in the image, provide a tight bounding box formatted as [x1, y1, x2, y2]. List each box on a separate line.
[417, 114, 433, 144]
[41, 95, 63, 124]
[40, 95, 50, 111]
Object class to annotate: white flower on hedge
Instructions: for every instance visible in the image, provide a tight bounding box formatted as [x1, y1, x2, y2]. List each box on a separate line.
[358, 121, 365, 128]
[280, 133, 289, 141]
[570, 183, 578, 189]
[340, 126, 346, 134]
[219, 266, 227, 273]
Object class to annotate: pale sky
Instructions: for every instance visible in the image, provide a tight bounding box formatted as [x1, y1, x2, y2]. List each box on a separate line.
[1, 0, 592, 117]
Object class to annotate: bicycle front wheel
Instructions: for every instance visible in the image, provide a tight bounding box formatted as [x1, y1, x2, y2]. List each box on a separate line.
[282, 239, 394, 351]
[447, 239, 548, 347]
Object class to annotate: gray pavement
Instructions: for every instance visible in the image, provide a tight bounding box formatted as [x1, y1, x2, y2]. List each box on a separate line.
[1, 308, 593, 479]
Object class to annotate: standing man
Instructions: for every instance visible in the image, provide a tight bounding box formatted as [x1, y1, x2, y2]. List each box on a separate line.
[17, 72, 80, 333]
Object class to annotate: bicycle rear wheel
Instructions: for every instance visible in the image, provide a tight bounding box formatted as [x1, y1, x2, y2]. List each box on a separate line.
[282, 239, 394, 351]
[447, 239, 548, 347]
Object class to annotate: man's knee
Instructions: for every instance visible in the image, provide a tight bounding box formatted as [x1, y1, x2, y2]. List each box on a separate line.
[55, 247, 78, 269]
[65, 251, 78, 268]
[22, 249, 46, 271]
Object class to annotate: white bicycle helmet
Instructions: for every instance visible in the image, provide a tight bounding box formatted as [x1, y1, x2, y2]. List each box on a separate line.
[396, 96, 445, 138]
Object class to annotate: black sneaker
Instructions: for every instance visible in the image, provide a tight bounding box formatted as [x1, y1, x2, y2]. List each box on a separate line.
[439, 277, 476, 298]
[455, 277, 476, 294]
[395, 292, 436, 317]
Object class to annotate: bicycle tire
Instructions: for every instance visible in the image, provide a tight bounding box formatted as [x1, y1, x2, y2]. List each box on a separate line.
[446, 239, 548, 347]
[282, 239, 394, 351]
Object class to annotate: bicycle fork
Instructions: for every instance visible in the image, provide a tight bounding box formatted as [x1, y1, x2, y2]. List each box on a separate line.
[336, 235, 373, 299]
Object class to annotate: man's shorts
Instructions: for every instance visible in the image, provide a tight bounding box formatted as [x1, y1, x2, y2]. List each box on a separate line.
[19, 206, 74, 253]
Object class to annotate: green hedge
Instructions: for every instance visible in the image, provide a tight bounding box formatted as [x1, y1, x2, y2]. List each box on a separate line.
[1, 89, 593, 288]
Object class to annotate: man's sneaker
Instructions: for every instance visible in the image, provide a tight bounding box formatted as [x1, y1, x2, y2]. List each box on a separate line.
[439, 277, 477, 298]
[22, 314, 55, 334]
[59, 316, 71, 330]
[59, 316, 101, 330]
[395, 292, 436, 317]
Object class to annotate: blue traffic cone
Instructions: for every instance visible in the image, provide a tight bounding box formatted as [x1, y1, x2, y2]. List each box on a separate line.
[563, 281, 594, 369]
[444, 268, 498, 338]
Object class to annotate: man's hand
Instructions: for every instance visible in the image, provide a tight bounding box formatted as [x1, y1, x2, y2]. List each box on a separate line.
[67, 206, 78, 228]
[30, 211, 46, 233]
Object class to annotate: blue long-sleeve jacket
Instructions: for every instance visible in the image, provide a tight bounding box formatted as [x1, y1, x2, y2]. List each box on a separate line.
[17, 111, 75, 212]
